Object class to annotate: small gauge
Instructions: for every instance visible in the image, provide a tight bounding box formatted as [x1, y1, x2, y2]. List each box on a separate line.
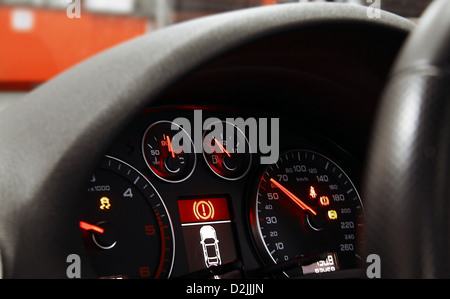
[203, 120, 252, 180]
[142, 120, 196, 183]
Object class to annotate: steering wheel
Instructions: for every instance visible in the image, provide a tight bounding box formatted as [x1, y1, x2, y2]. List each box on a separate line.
[0, 2, 439, 278]
[364, 0, 450, 278]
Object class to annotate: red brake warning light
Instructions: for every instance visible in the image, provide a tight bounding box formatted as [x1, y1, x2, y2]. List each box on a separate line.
[178, 197, 230, 224]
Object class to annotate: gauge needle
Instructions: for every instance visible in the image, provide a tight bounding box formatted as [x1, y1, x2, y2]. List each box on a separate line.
[269, 178, 317, 216]
[79, 221, 104, 234]
[214, 138, 231, 157]
[166, 135, 176, 158]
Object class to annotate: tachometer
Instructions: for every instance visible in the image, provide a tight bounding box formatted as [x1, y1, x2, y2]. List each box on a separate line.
[250, 150, 364, 277]
[81, 156, 175, 279]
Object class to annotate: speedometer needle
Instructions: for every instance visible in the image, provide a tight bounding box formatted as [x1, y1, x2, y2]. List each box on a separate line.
[269, 178, 317, 216]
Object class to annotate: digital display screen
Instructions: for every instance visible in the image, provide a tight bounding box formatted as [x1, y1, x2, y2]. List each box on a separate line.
[178, 197, 230, 224]
[178, 197, 239, 278]
[301, 253, 339, 275]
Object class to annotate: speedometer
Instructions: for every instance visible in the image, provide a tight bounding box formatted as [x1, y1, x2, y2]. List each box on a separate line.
[250, 150, 364, 277]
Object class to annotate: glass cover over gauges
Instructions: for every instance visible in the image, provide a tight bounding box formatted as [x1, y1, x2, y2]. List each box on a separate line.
[203, 120, 251, 180]
[250, 150, 364, 277]
[142, 120, 196, 183]
[81, 156, 174, 279]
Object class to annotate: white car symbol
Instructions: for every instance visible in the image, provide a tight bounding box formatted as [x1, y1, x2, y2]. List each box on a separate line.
[199, 225, 222, 268]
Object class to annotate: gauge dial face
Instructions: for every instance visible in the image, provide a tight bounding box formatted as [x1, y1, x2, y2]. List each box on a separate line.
[251, 150, 364, 277]
[142, 120, 196, 183]
[203, 120, 251, 180]
[81, 156, 174, 279]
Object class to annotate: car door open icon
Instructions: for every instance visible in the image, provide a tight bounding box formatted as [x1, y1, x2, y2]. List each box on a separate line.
[199, 225, 222, 268]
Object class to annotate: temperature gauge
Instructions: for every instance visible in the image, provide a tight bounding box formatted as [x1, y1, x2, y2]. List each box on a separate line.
[203, 120, 252, 180]
[142, 120, 196, 183]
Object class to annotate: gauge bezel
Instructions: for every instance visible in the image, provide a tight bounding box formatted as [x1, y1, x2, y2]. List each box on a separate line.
[142, 120, 197, 183]
[249, 149, 365, 277]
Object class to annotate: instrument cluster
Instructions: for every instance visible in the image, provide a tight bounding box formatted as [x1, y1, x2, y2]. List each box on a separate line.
[80, 106, 364, 279]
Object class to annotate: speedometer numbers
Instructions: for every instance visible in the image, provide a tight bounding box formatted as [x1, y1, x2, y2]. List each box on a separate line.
[251, 150, 364, 277]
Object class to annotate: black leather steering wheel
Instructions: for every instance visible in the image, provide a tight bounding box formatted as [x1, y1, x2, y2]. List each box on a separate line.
[364, 0, 450, 278]
[0, 3, 422, 278]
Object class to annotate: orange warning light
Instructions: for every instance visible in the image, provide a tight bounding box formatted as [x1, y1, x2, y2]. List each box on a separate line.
[193, 200, 215, 220]
[319, 196, 330, 206]
[99, 197, 111, 210]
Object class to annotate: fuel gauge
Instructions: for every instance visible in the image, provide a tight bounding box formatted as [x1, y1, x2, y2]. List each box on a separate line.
[142, 120, 196, 183]
[203, 120, 251, 180]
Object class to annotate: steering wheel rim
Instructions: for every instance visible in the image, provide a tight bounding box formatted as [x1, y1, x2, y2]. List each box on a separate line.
[0, 3, 413, 278]
[364, 0, 450, 278]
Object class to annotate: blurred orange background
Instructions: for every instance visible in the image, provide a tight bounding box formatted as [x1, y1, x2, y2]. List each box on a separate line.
[0, 6, 147, 90]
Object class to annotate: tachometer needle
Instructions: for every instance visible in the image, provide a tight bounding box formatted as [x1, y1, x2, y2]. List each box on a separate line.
[79, 221, 104, 234]
[269, 178, 317, 216]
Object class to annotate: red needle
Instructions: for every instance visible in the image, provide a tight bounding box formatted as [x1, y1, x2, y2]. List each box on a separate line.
[214, 138, 231, 157]
[269, 178, 317, 216]
[166, 135, 176, 158]
[79, 221, 104, 234]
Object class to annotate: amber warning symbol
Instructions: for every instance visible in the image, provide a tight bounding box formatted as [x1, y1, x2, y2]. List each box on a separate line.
[193, 200, 215, 220]
[178, 197, 230, 224]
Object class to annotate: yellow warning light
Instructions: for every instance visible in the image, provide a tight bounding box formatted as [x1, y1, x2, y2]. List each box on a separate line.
[99, 197, 111, 210]
[327, 210, 338, 220]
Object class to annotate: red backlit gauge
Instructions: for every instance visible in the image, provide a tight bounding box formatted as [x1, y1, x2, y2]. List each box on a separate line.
[203, 120, 251, 180]
[142, 120, 196, 183]
[250, 150, 364, 277]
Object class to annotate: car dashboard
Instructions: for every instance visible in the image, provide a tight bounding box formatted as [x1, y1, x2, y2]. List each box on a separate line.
[80, 105, 364, 278]
[74, 16, 413, 279]
[0, 3, 418, 280]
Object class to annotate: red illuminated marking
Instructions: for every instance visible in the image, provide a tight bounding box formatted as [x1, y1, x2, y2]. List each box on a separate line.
[79, 221, 104, 234]
[155, 214, 169, 279]
[309, 186, 318, 199]
[214, 138, 231, 157]
[270, 178, 317, 216]
[166, 135, 176, 158]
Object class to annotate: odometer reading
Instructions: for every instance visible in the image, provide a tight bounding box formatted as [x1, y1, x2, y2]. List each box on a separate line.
[251, 150, 364, 277]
